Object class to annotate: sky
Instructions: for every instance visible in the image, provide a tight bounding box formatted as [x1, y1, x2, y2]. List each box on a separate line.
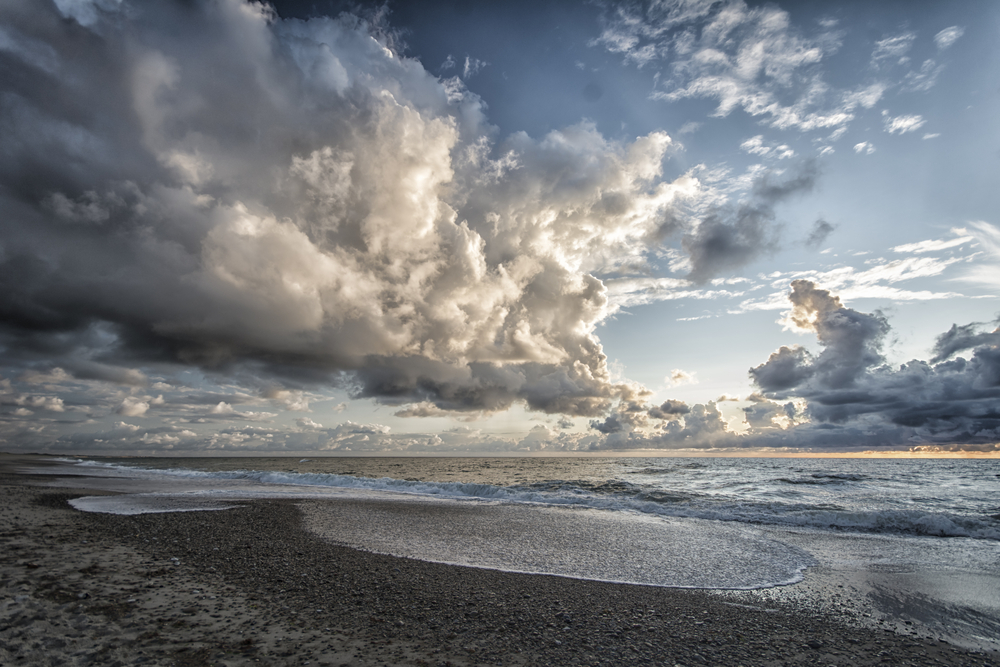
[0, 0, 998, 456]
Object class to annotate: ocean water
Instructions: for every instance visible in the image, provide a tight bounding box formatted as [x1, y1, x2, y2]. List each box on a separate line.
[60, 456, 1000, 538]
[35, 455, 1000, 650]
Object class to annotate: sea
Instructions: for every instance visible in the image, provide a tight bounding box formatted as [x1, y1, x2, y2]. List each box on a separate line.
[31, 455, 1000, 652]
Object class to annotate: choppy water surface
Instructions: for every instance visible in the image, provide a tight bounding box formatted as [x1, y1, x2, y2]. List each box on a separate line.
[70, 455, 1000, 540]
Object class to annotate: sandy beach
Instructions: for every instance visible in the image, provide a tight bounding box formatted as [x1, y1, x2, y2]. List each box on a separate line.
[1, 457, 996, 667]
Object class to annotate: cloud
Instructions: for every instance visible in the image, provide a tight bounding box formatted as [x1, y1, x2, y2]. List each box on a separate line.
[51, 0, 124, 27]
[965, 221, 1000, 257]
[19, 368, 74, 385]
[597, 3, 961, 143]
[871, 32, 915, 65]
[682, 162, 818, 282]
[891, 233, 973, 254]
[595, 1, 894, 136]
[853, 142, 875, 154]
[733, 252, 969, 316]
[804, 218, 835, 248]
[116, 396, 150, 417]
[934, 26, 964, 50]
[901, 59, 944, 92]
[296, 417, 323, 430]
[883, 112, 926, 134]
[206, 401, 275, 422]
[667, 369, 697, 386]
[645, 402, 736, 449]
[17, 395, 67, 413]
[393, 401, 490, 421]
[611, 215, 980, 316]
[264, 388, 311, 412]
[0, 0, 725, 423]
[954, 222, 1000, 289]
[931, 322, 1000, 364]
[69, 362, 149, 386]
[463, 56, 487, 79]
[740, 136, 794, 160]
[648, 399, 690, 420]
[748, 281, 1000, 446]
[760, 280, 890, 389]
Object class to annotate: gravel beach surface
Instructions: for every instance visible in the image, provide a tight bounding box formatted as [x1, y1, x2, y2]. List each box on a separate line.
[2, 460, 997, 666]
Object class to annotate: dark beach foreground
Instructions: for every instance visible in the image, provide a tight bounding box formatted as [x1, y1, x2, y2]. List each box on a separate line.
[1, 457, 996, 667]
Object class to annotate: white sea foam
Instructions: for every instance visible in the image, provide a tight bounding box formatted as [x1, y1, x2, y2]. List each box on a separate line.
[69, 495, 242, 515]
[299, 497, 816, 590]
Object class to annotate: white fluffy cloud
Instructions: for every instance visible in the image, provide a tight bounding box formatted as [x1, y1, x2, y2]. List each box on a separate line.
[116, 396, 150, 417]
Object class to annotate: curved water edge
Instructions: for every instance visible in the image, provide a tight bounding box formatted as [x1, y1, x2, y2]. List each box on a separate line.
[298, 497, 817, 591]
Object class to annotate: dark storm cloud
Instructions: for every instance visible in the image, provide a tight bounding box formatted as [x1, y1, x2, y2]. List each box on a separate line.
[589, 412, 625, 434]
[748, 280, 1000, 446]
[741, 394, 794, 430]
[682, 162, 818, 283]
[647, 399, 689, 419]
[749, 345, 814, 392]
[930, 322, 1000, 364]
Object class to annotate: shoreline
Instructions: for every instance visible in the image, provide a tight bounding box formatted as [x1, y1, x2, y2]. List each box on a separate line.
[1, 461, 996, 666]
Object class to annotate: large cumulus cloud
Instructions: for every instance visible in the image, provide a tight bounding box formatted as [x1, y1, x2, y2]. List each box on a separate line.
[0, 0, 732, 421]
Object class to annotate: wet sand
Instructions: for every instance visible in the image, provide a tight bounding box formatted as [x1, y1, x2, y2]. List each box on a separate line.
[1, 456, 997, 666]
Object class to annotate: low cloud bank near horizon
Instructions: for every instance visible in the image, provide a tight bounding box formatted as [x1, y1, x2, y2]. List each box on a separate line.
[0, 1, 996, 455]
[6, 279, 998, 455]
